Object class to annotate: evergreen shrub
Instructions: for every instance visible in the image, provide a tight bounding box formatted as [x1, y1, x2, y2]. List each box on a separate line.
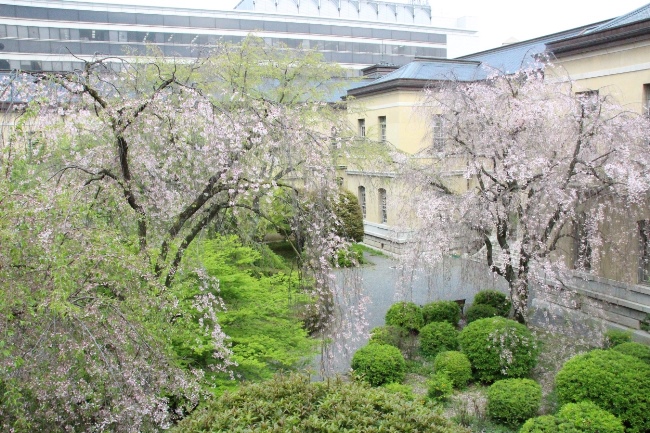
[603, 329, 632, 348]
[519, 415, 566, 433]
[334, 190, 365, 243]
[557, 401, 624, 433]
[174, 374, 467, 432]
[427, 373, 454, 402]
[555, 349, 650, 433]
[433, 351, 472, 389]
[422, 300, 461, 326]
[611, 341, 650, 364]
[351, 343, 406, 386]
[473, 290, 511, 317]
[385, 301, 424, 333]
[486, 378, 541, 426]
[465, 304, 499, 324]
[458, 317, 538, 383]
[369, 325, 408, 349]
[419, 322, 459, 359]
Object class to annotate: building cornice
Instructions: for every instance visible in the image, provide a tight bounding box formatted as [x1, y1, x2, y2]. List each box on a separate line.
[547, 18, 650, 58]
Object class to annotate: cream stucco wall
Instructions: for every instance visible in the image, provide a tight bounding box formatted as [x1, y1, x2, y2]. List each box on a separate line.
[552, 39, 650, 286]
[551, 40, 650, 113]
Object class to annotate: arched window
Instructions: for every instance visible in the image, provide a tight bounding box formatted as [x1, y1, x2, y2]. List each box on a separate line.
[378, 188, 387, 224]
[358, 186, 366, 218]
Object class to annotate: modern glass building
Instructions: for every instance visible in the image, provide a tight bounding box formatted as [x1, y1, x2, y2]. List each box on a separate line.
[0, 0, 478, 73]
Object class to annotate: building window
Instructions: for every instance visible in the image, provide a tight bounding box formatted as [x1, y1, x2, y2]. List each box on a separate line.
[432, 114, 444, 148]
[378, 116, 386, 142]
[378, 188, 387, 224]
[358, 119, 365, 137]
[643, 84, 650, 117]
[640, 220, 650, 284]
[358, 186, 366, 218]
[574, 212, 591, 271]
[576, 90, 599, 113]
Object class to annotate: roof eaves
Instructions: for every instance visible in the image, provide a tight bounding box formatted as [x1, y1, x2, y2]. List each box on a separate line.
[547, 17, 650, 57]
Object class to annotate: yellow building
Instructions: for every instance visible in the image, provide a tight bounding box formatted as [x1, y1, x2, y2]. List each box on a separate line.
[343, 4, 650, 337]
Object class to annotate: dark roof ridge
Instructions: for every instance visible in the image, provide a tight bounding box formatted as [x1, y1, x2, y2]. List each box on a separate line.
[455, 21, 605, 60]
[586, 2, 650, 33]
[412, 57, 481, 65]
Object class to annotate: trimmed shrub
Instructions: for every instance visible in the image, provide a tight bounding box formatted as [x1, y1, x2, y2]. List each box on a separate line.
[555, 349, 650, 433]
[427, 373, 454, 402]
[465, 303, 499, 324]
[433, 351, 472, 389]
[174, 374, 467, 433]
[422, 300, 461, 326]
[604, 329, 632, 348]
[458, 317, 538, 383]
[369, 325, 408, 349]
[385, 301, 424, 333]
[351, 343, 406, 386]
[611, 341, 650, 364]
[557, 401, 624, 433]
[486, 378, 541, 426]
[473, 290, 511, 317]
[419, 322, 459, 359]
[334, 190, 365, 243]
[519, 415, 568, 433]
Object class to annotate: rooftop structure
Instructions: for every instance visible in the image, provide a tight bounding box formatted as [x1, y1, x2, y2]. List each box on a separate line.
[0, 0, 478, 73]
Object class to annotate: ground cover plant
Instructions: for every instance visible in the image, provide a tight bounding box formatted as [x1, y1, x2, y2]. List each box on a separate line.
[173, 374, 469, 433]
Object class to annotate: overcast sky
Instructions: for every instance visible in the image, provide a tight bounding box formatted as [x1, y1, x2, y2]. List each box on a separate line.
[71, 0, 649, 52]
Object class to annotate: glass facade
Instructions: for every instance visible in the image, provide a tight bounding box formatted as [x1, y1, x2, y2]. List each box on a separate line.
[0, 4, 448, 71]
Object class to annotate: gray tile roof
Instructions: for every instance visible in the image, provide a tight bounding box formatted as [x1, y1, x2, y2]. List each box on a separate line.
[366, 59, 482, 86]
[459, 26, 591, 74]
[586, 2, 650, 33]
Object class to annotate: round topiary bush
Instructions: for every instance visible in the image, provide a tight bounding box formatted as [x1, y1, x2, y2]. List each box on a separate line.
[422, 300, 461, 326]
[433, 351, 472, 389]
[555, 349, 650, 433]
[557, 401, 624, 433]
[369, 325, 408, 349]
[611, 341, 650, 364]
[427, 372, 454, 402]
[486, 378, 541, 426]
[519, 415, 566, 433]
[385, 301, 424, 333]
[351, 343, 406, 386]
[473, 290, 511, 317]
[419, 322, 459, 359]
[458, 317, 538, 383]
[465, 303, 499, 324]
